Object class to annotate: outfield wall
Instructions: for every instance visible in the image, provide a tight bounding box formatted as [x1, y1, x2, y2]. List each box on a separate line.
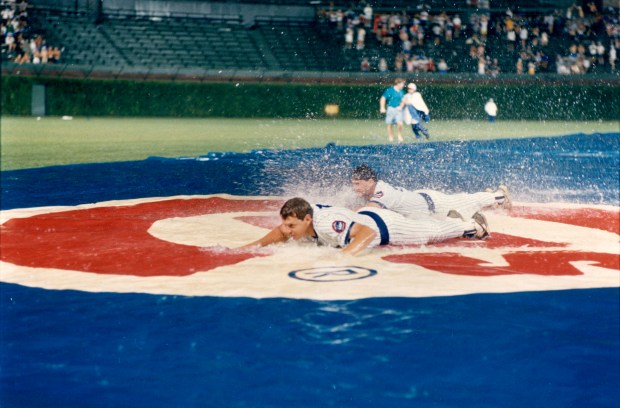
[2, 76, 619, 120]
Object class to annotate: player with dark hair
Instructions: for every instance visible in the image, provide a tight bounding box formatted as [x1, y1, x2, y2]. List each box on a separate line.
[351, 164, 511, 219]
[243, 197, 489, 256]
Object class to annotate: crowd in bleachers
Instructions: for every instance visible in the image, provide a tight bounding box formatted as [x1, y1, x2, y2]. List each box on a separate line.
[3, 0, 619, 75]
[319, 1, 619, 75]
[1, 0, 62, 64]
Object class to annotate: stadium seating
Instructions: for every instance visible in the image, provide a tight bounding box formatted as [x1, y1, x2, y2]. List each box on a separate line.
[7, 4, 616, 75]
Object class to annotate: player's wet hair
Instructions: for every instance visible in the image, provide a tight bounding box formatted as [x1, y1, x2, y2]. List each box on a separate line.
[351, 164, 377, 181]
[394, 78, 405, 85]
[280, 197, 313, 220]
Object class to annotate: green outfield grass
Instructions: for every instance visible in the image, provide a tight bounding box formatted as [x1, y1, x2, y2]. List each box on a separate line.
[1, 116, 618, 170]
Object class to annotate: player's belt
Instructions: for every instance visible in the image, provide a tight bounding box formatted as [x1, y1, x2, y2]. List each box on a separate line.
[418, 192, 436, 213]
[357, 211, 390, 245]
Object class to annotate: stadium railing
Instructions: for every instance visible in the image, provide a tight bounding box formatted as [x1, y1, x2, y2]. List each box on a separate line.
[2, 61, 618, 85]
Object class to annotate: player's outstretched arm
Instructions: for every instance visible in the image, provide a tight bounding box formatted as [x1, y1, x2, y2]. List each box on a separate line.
[241, 225, 288, 249]
[341, 224, 377, 256]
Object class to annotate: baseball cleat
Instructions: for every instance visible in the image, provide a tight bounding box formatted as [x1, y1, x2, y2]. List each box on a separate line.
[497, 184, 512, 210]
[471, 212, 490, 240]
[461, 212, 489, 240]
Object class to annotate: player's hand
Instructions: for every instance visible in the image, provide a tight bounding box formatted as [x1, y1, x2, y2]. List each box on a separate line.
[380, 107, 386, 114]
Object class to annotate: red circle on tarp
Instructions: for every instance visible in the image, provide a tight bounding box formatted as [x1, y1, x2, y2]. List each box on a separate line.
[1, 198, 618, 278]
[0, 197, 283, 277]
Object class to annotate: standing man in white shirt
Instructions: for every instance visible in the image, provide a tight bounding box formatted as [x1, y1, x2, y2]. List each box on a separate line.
[485, 98, 498, 122]
[401, 83, 430, 139]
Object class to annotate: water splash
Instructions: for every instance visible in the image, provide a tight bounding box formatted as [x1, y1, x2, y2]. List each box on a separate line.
[2, 133, 618, 210]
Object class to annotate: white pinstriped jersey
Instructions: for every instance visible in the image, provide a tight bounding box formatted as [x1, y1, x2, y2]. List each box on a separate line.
[370, 180, 500, 219]
[356, 207, 468, 245]
[311, 204, 471, 249]
[311, 205, 373, 248]
[370, 180, 431, 218]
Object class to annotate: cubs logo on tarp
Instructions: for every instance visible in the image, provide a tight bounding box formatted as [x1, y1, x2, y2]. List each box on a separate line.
[289, 266, 377, 282]
[0, 194, 618, 300]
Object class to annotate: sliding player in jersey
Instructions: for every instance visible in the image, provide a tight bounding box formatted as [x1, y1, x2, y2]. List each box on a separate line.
[242, 197, 489, 256]
[351, 164, 511, 220]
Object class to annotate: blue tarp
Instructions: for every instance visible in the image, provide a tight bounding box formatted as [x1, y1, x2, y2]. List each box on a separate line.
[1, 134, 619, 407]
[2, 133, 619, 209]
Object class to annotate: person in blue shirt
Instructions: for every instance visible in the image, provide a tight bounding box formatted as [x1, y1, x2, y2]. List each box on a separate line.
[379, 78, 405, 143]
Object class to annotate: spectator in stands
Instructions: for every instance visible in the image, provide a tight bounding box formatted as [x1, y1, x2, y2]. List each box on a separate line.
[4, 31, 15, 54]
[453, 14, 462, 38]
[445, 15, 453, 42]
[566, 3, 584, 20]
[506, 28, 517, 51]
[469, 12, 480, 37]
[327, 8, 338, 29]
[543, 11, 555, 34]
[1, 4, 13, 20]
[414, 20, 424, 46]
[319, 2, 616, 76]
[39, 44, 48, 63]
[537, 51, 550, 72]
[519, 24, 529, 48]
[588, 41, 597, 59]
[596, 41, 605, 66]
[378, 57, 388, 72]
[488, 58, 500, 77]
[431, 19, 442, 46]
[360, 57, 370, 72]
[556, 55, 571, 74]
[516, 57, 524, 74]
[609, 41, 617, 71]
[407, 21, 419, 46]
[405, 54, 414, 72]
[48, 45, 61, 63]
[345, 26, 353, 49]
[480, 14, 489, 40]
[477, 56, 486, 75]
[14, 32, 29, 64]
[427, 57, 435, 72]
[363, 3, 372, 28]
[394, 53, 403, 72]
[437, 58, 449, 74]
[357, 25, 366, 49]
[579, 54, 590, 72]
[17, 1, 29, 17]
[336, 9, 344, 31]
[402, 38, 412, 56]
